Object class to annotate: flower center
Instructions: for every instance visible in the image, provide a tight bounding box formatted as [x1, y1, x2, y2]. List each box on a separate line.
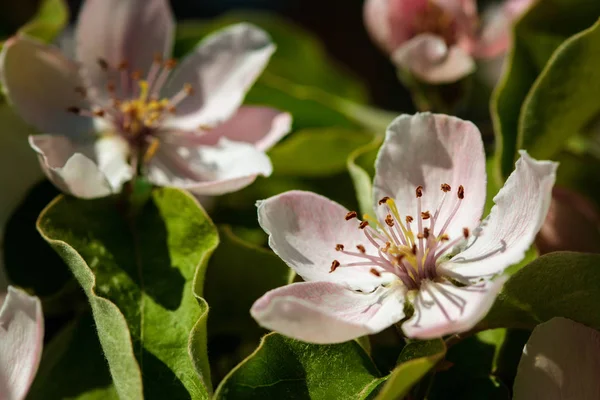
[331, 183, 470, 290]
[411, 1, 458, 45]
[67, 55, 194, 164]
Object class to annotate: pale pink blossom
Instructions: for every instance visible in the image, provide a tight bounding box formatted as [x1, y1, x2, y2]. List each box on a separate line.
[251, 113, 556, 343]
[364, 0, 534, 83]
[513, 317, 600, 399]
[0, 286, 44, 400]
[0, 0, 291, 199]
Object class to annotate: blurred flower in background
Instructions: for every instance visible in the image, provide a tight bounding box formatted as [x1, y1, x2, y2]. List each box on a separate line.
[363, 0, 533, 84]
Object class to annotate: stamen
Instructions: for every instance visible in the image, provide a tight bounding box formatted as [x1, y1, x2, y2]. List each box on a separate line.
[335, 244, 344, 251]
[416, 185, 423, 198]
[356, 245, 366, 253]
[143, 138, 160, 163]
[378, 196, 390, 205]
[406, 216, 414, 223]
[385, 214, 394, 227]
[330, 260, 340, 273]
[421, 211, 431, 220]
[441, 183, 451, 192]
[370, 268, 382, 277]
[97, 58, 109, 71]
[463, 228, 469, 239]
[345, 211, 358, 220]
[458, 185, 465, 199]
[359, 221, 369, 229]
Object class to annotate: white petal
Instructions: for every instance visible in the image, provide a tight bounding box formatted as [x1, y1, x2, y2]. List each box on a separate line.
[0, 286, 43, 400]
[257, 191, 391, 292]
[373, 113, 486, 242]
[172, 107, 292, 152]
[251, 281, 405, 344]
[514, 317, 600, 400]
[402, 278, 505, 339]
[29, 134, 132, 199]
[0, 36, 93, 136]
[445, 151, 557, 278]
[75, 0, 174, 98]
[163, 24, 275, 130]
[391, 34, 475, 84]
[146, 138, 272, 196]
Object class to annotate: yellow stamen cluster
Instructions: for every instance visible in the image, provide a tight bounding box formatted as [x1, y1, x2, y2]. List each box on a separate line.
[120, 80, 171, 135]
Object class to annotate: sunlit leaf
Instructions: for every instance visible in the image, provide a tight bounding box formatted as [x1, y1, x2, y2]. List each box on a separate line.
[37, 188, 218, 399]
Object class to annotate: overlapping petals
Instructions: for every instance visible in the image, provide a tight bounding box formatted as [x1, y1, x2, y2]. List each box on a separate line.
[364, 0, 534, 83]
[0, 0, 291, 199]
[252, 113, 556, 343]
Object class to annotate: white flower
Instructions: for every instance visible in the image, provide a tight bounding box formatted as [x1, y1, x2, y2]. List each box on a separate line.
[250, 113, 556, 343]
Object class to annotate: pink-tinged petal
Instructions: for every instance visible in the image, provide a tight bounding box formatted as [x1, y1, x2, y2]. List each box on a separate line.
[373, 113, 486, 243]
[391, 34, 476, 83]
[257, 191, 392, 292]
[0, 286, 43, 400]
[164, 107, 292, 152]
[402, 278, 505, 339]
[251, 281, 406, 344]
[163, 24, 275, 130]
[0, 36, 93, 136]
[474, 0, 533, 59]
[29, 134, 132, 199]
[75, 0, 174, 97]
[364, 0, 430, 53]
[446, 151, 557, 279]
[513, 317, 600, 400]
[146, 138, 272, 196]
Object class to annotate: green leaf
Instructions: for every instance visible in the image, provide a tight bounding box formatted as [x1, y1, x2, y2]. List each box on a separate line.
[491, 0, 600, 179]
[205, 226, 289, 383]
[347, 136, 383, 216]
[214, 333, 383, 400]
[19, 0, 68, 43]
[205, 226, 288, 338]
[29, 313, 118, 400]
[269, 128, 372, 177]
[519, 19, 600, 161]
[428, 329, 521, 400]
[482, 252, 600, 330]
[37, 188, 219, 399]
[375, 339, 446, 400]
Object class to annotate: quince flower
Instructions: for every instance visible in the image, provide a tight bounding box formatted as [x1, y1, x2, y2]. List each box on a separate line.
[0, 0, 291, 199]
[364, 0, 533, 83]
[513, 317, 600, 399]
[0, 286, 43, 400]
[251, 113, 556, 343]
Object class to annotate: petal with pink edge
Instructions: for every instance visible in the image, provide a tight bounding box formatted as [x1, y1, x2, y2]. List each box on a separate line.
[29, 134, 132, 199]
[163, 24, 275, 130]
[0, 286, 43, 400]
[391, 34, 475, 84]
[257, 191, 391, 292]
[0, 36, 93, 137]
[373, 113, 486, 243]
[251, 281, 405, 344]
[513, 317, 600, 400]
[445, 151, 557, 279]
[402, 278, 505, 339]
[75, 0, 174, 98]
[146, 138, 272, 196]
[163, 107, 292, 152]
